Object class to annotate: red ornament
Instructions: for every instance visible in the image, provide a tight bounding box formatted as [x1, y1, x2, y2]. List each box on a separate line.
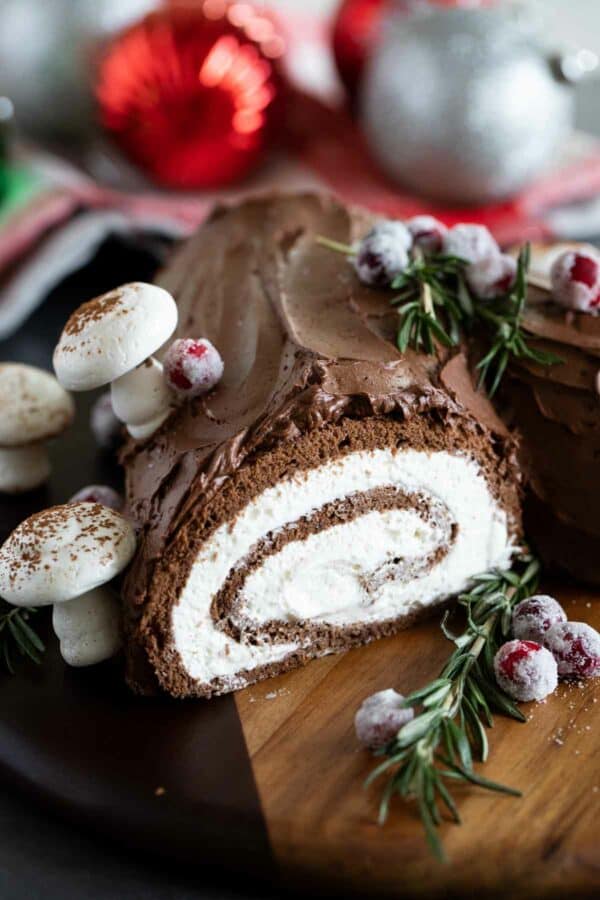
[332, 0, 498, 102]
[96, 1, 285, 189]
[332, 0, 389, 100]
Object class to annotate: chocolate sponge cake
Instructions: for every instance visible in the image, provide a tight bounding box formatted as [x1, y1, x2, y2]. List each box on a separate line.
[121, 194, 522, 698]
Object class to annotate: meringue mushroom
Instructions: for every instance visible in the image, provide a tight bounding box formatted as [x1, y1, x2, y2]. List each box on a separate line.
[53, 282, 178, 440]
[0, 502, 136, 666]
[0, 363, 74, 493]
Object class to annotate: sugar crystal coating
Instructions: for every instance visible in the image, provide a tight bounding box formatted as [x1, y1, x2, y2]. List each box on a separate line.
[494, 639, 558, 702]
[354, 688, 414, 749]
[353, 220, 412, 287]
[544, 621, 600, 678]
[406, 215, 447, 255]
[443, 223, 500, 267]
[163, 338, 224, 398]
[467, 253, 517, 300]
[550, 249, 600, 313]
[512, 594, 566, 643]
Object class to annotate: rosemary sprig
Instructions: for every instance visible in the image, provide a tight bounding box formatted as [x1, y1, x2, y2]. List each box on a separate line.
[0, 600, 45, 673]
[390, 248, 471, 354]
[475, 245, 562, 396]
[316, 235, 561, 395]
[367, 551, 541, 860]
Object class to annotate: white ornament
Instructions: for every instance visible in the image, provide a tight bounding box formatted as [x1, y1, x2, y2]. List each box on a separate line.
[361, 7, 579, 204]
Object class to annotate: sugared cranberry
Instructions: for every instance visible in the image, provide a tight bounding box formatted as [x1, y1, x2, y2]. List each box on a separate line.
[443, 223, 500, 267]
[512, 595, 567, 644]
[353, 220, 412, 287]
[163, 338, 224, 399]
[443, 224, 511, 300]
[406, 215, 447, 255]
[544, 621, 600, 678]
[90, 391, 121, 451]
[467, 253, 517, 300]
[550, 249, 600, 312]
[70, 484, 124, 512]
[354, 688, 414, 749]
[494, 639, 558, 702]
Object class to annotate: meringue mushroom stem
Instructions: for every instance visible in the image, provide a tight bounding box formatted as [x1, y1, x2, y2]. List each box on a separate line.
[52, 585, 122, 667]
[110, 356, 172, 439]
[315, 235, 356, 256]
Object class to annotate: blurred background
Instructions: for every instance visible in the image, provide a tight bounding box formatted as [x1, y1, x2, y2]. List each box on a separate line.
[1, 0, 600, 343]
[0, 3, 599, 899]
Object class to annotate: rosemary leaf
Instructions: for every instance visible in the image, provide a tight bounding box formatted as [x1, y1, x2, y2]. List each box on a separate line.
[0, 601, 45, 672]
[365, 551, 539, 858]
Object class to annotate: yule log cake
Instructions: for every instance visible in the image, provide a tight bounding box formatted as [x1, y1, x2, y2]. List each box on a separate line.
[120, 195, 521, 698]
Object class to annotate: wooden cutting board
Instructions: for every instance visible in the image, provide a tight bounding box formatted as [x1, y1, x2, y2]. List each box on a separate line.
[1, 259, 599, 898]
[236, 586, 600, 897]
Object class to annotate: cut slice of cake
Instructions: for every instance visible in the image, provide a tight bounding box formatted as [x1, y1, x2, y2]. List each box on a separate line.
[503, 242, 600, 584]
[121, 194, 522, 698]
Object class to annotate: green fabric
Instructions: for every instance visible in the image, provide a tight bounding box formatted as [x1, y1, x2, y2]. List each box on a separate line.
[0, 164, 43, 221]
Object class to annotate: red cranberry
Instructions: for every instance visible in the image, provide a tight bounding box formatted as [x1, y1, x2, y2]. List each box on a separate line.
[354, 688, 414, 749]
[443, 223, 500, 267]
[544, 621, 600, 678]
[353, 220, 412, 287]
[494, 639, 558, 702]
[467, 253, 516, 300]
[163, 338, 224, 399]
[550, 248, 600, 312]
[70, 484, 124, 512]
[406, 215, 447, 255]
[571, 253, 598, 287]
[512, 594, 566, 643]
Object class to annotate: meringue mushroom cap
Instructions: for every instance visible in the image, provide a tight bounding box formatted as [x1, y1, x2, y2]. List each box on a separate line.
[53, 283, 178, 391]
[0, 363, 75, 447]
[0, 502, 136, 607]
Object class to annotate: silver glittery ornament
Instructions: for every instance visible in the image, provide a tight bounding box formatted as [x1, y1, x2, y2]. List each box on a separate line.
[0, 0, 156, 147]
[360, 6, 588, 205]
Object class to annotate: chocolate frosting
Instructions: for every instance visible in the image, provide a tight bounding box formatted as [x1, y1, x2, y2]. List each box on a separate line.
[121, 194, 517, 684]
[504, 254, 600, 575]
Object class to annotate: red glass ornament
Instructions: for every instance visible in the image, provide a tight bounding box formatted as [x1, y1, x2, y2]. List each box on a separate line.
[332, 0, 498, 102]
[96, 1, 285, 189]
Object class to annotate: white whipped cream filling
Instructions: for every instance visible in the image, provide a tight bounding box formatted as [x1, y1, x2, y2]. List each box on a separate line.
[172, 448, 513, 687]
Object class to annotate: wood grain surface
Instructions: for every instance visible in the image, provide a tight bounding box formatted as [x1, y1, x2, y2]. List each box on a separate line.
[236, 584, 600, 898]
